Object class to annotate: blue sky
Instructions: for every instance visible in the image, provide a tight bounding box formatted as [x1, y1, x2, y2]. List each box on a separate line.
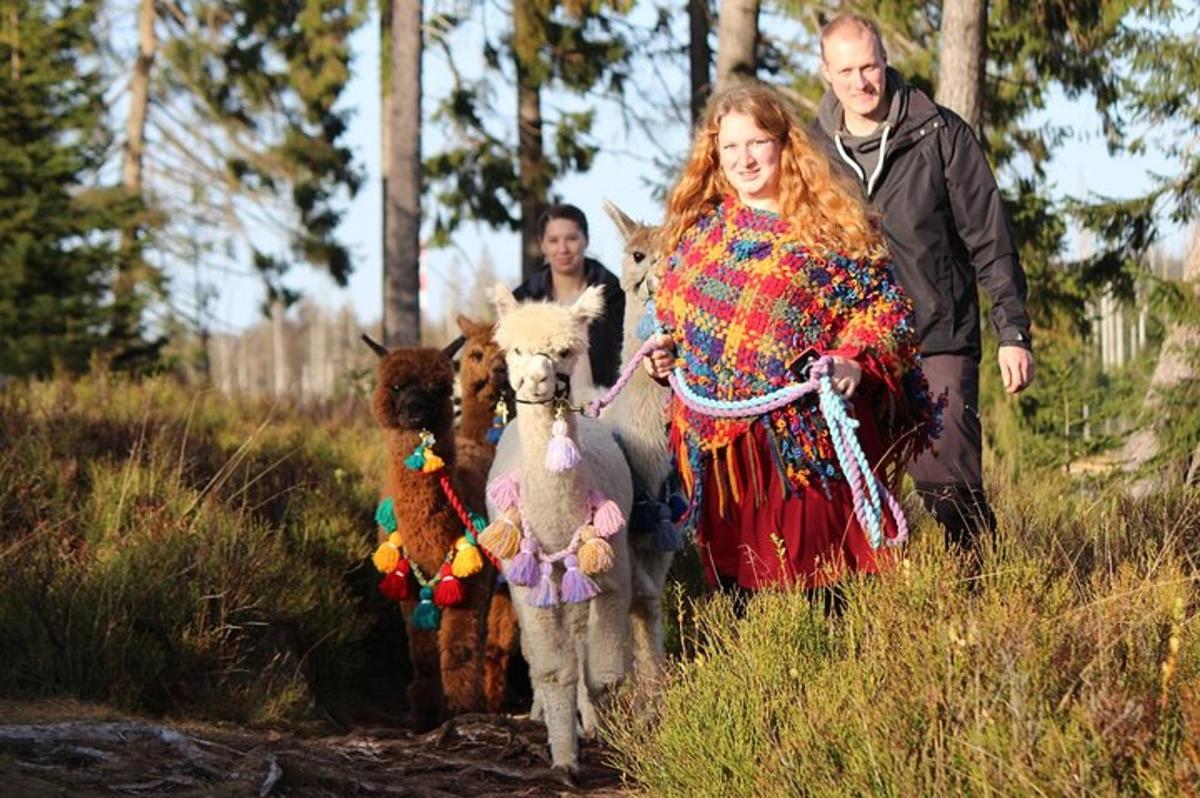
[204, 11, 1190, 334]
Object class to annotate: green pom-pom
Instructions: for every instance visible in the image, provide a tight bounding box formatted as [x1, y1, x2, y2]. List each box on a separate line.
[375, 498, 397, 532]
[404, 451, 425, 470]
[471, 515, 487, 533]
[411, 588, 440, 630]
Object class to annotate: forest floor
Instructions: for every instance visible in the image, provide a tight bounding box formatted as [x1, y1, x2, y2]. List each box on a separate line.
[0, 701, 626, 797]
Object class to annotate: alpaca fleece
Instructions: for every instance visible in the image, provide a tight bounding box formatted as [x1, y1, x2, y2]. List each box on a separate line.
[371, 347, 493, 729]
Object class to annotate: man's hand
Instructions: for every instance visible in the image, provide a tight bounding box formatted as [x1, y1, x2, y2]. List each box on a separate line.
[998, 345, 1034, 394]
[643, 333, 676, 383]
[830, 355, 862, 398]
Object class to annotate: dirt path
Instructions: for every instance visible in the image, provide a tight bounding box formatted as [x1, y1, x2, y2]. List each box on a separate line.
[0, 703, 626, 797]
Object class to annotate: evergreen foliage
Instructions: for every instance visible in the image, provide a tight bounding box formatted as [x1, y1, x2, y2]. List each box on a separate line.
[0, 1, 153, 376]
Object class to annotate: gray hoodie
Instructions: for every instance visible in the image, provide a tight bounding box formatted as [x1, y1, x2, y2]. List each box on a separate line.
[816, 68, 909, 197]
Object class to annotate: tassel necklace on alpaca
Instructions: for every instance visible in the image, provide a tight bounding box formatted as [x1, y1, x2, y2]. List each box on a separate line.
[370, 431, 491, 630]
[478, 400, 625, 607]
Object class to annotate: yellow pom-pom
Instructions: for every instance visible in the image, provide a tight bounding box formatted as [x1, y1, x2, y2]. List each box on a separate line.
[577, 537, 614, 575]
[452, 538, 484, 578]
[372, 540, 401, 573]
[578, 524, 597, 543]
[479, 515, 521, 560]
[422, 452, 445, 473]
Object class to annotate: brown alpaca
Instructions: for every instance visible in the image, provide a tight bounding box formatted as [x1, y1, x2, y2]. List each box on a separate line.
[364, 335, 495, 730]
[453, 314, 521, 714]
[455, 314, 509, 445]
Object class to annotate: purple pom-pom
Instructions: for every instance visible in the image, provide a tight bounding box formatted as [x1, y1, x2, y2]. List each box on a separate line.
[593, 499, 625, 537]
[561, 555, 600, 603]
[487, 471, 521, 511]
[529, 561, 558, 607]
[545, 418, 581, 472]
[506, 537, 540, 586]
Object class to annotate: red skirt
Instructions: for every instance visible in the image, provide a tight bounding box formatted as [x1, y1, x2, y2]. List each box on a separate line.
[695, 394, 901, 591]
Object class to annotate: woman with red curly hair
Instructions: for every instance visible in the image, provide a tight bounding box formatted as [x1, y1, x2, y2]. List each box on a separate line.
[645, 81, 937, 597]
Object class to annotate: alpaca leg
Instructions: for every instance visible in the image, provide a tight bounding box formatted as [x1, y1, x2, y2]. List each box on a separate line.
[438, 602, 487, 715]
[483, 583, 519, 713]
[405, 620, 444, 731]
[586, 573, 633, 693]
[575, 637, 598, 738]
[518, 601, 580, 773]
[630, 594, 666, 684]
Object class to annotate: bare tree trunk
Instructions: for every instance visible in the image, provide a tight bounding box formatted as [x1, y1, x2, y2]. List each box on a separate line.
[688, 0, 712, 126]
[1122, 222, 1200, 494]
[271, 299, 289, 398]
[380, 0, 392, 328]
[114, 0, 156, 332]
[715, 0, 758, 90]
[8, 5, 20, 81]
[385, 0, 422, 346]
[935, 0, 987, 134]
[514, 0, 549, 281]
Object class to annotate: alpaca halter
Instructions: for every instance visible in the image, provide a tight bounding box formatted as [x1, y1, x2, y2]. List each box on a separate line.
[480, 471, 625, 608]
[370, 430, 491, 630]
[582, 333, 908, 550]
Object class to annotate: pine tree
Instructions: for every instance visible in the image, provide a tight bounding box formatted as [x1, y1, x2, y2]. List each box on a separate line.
[0, 0, 150, 376]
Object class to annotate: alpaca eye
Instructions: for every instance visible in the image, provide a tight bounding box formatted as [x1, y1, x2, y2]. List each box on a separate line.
[558, 348, 572, 359]
[512, 347, 522, 356]
[469, 351, 483, 362]
[390, 384, 402, 393]
[633, 251, 646, 263]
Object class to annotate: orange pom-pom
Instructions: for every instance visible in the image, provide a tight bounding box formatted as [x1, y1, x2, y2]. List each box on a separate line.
[479, 512, 521, 560]
[577, 537, 614, 575]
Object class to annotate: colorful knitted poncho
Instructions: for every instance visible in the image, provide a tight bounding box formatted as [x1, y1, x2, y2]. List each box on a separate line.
[656, 197, 937, 527]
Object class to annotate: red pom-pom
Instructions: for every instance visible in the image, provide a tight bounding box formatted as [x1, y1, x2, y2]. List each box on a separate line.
[434, 576, 465, 608]
[378, 560, 412, 602]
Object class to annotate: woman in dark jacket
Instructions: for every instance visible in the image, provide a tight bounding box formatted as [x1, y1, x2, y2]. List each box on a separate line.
[513, 203, 626, 387]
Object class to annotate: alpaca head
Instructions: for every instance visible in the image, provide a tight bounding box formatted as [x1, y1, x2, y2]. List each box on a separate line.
[490, 283, 605, 405]
[455, 314, 507, 408]
[602, 200, 665, 346]
[362, 335, 457, 433]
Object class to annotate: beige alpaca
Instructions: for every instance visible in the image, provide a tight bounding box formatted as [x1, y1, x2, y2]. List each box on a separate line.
[484, 284, 633, 776]
[599, 200, 676, 678]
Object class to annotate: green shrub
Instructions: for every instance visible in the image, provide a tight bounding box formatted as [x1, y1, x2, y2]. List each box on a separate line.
[0, 373, 403, 725]
[605, 480, 1200, 796]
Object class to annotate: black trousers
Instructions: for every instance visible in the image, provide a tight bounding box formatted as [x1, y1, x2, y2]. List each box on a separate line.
[908, 354, 997, 553]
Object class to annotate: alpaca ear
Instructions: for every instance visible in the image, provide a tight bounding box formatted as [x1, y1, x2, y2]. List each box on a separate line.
[441, 335, 466, 360]
[571, 284, 606, 324]
[361, 333, 389, 358]
[602, 199, 639, 242]
[456, 313, 478, 335]
[491, 283, 518, 319]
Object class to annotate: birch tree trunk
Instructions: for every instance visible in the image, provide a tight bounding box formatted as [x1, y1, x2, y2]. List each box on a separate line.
[272, 298, 289, 398]
[715, 0, 758, 90]
[935, 0, 987, 134]
[385, 0, 422, 346]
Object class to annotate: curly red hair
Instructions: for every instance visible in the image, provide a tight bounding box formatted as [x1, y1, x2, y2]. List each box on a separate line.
[662, 81, 886, 261]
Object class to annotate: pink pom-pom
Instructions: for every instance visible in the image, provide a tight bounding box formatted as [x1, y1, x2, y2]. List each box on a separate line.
[593, 498, 625, 537]
[545, 418, 581, 473]
[506, 537, 540, 587]
[529, 561, 559, 607]
[487, 471, 521, 511]
[560, 555, 600, 603]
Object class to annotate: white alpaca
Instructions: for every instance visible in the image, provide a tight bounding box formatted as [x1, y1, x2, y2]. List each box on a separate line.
[483, 284, 633, 776]
[599, 201, 677, 678]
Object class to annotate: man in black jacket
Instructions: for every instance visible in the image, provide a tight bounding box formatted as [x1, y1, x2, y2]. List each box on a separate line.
[813, 13, 1035, 560]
